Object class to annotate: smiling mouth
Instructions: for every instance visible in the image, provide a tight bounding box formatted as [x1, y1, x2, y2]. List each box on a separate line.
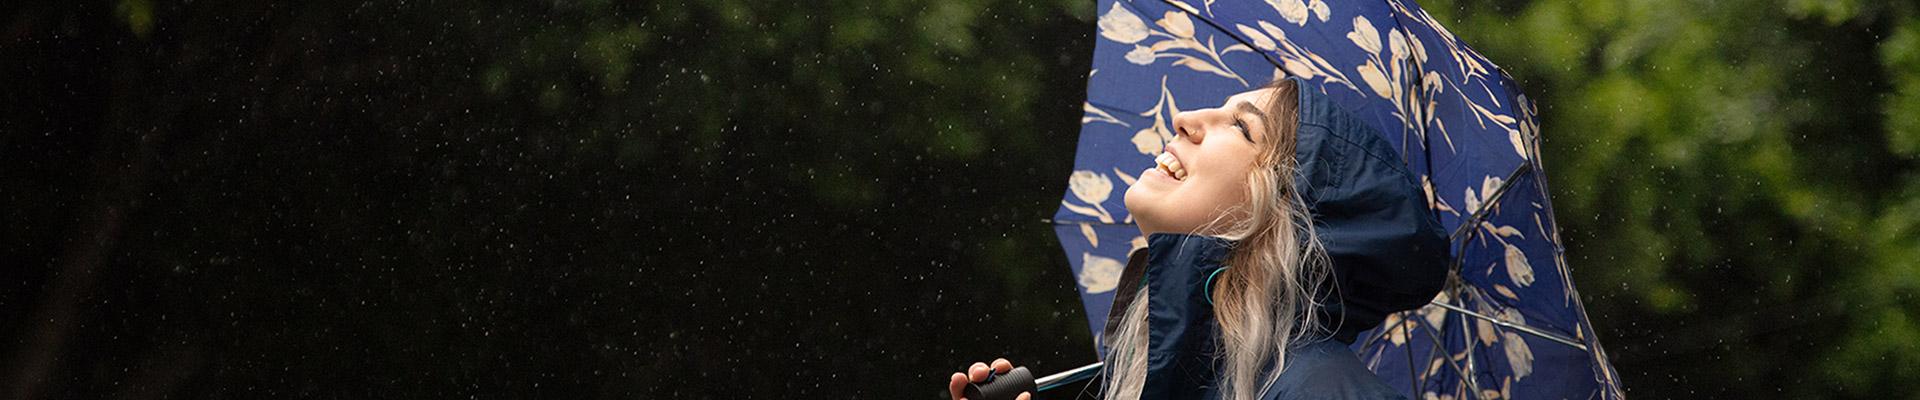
[1155, 152, 1187, 181]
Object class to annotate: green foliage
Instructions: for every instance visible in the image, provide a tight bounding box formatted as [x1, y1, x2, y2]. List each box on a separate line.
[6, 0, 1102, 398]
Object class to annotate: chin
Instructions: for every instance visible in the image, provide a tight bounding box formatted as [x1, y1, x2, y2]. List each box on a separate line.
[1123, 183, 1148, 215]
[1123, 184, 1164, 234]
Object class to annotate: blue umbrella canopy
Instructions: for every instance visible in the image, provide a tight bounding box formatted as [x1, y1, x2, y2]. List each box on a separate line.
[1051, 0, 1624, 398]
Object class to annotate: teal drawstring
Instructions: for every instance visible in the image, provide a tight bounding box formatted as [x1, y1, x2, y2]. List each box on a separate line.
[1205, 267, 1229, 305]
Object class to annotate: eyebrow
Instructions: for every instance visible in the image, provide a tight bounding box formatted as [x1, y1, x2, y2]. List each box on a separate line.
[1233, 100, 1268, 143]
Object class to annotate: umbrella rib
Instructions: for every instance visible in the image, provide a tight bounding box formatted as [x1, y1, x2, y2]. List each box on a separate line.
[1431, 300, 1587, 350]
[1044, 219, 1137, 226]
[1413, 314, 1484, 400]
[1452, 308, 1489, 400]
[1035, 362, 1105, 392]
[1084, 99, 1146, 116]
[1400, 321, 1423, 396]
[1449, 163, 1533, 242]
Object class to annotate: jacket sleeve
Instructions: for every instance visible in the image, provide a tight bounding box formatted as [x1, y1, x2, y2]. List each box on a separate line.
[1139, 233, 1236, 400]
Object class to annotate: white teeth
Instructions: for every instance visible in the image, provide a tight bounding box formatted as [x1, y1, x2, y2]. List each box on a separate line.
[1156, 153, 1187, 180]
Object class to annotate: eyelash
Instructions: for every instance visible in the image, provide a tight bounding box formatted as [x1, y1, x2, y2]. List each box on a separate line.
[1234, 119, 1252, 139]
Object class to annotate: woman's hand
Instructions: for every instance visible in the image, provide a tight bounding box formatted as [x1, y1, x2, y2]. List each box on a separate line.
[946, 358, 1031, 400]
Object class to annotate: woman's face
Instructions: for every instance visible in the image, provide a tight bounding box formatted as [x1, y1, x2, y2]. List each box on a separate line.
[1125, 87, 1282, 236]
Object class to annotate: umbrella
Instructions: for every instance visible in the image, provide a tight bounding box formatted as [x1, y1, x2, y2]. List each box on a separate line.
[1050, 0, 1624, 398]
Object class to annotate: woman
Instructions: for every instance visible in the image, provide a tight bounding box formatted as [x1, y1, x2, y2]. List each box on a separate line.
[948, 76, 1449, 400]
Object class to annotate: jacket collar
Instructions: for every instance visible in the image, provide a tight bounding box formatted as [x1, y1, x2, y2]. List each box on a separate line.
[1100, 233, 1235, 341]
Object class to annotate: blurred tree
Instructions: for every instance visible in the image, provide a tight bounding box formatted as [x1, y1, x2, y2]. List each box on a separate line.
[4, 0, 1100, 398]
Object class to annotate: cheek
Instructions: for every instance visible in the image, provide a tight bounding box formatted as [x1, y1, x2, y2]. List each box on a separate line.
[1190, 164, 1257, 210]
[1185, 178, 1246, 212]
[1207, 173, 1253, 201]
[1198, 153, 1259, 198]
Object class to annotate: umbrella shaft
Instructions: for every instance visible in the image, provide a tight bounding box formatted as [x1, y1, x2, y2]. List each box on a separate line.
[1036, 363, 1103, 392]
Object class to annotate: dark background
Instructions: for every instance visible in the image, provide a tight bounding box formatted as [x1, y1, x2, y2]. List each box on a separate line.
[4, 0, 1918, 399]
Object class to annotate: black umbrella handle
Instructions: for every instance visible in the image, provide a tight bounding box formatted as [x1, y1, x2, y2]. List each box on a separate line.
[962, 367, 1036, 400]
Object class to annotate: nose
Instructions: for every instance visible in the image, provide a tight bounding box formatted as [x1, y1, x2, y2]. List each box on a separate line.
[1170, 110, 1205, 144]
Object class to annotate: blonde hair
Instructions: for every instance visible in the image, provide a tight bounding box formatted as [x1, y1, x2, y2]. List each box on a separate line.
[1103, 78, 1332, 400]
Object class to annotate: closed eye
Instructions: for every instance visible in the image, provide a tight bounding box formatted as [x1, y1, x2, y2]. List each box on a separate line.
[1233, 119, 1255, 143]
[1232, 100, 1266, 144]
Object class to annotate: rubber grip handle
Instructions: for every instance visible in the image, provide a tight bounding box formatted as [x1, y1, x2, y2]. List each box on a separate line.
[962, 367, 1036, 400]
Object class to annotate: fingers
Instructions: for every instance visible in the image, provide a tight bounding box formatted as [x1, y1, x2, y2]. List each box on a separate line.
[968, 362, 991, 383]
[948, 372, 968, 400]
[953, 359, 1020, 400]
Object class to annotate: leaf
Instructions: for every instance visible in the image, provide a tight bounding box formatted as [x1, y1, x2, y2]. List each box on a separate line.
[1493, 283, 1518, 299]
[1112, 167, 1139, 186]
[1509, 127, 1530, 160]
[1533, 212, 1554, 244]
[1282, 57, 1316, 79]
[1235, 24, 1276, 51]
[1148, 39, 1186, 55]
[1060, 200, 1106, 220]
[1495, 224, 1524, 238]
[1258, 21, 1288, 43]
[1080, 222, 1099, 248]
[1082, 102, 1130, 127]
[1172, 55, 1232, 79]
[1305, 52, 1355, 88]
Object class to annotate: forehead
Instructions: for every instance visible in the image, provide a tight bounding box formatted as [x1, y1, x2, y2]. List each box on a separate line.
[1228, 87, 1279, 105]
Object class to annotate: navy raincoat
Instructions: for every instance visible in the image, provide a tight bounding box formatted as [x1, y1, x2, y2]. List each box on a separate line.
[1098, 77, 1449, 400]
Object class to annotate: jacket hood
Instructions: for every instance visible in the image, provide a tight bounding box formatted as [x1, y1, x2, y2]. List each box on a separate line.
[1286, 75, 1450, 343]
